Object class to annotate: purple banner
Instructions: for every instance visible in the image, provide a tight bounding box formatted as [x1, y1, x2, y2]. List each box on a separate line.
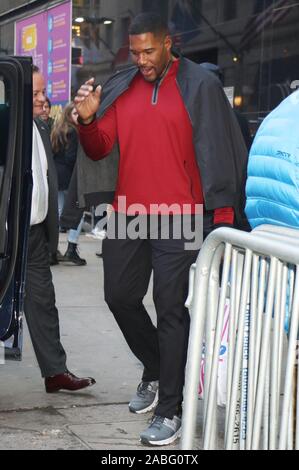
[15, 1, 72, 107]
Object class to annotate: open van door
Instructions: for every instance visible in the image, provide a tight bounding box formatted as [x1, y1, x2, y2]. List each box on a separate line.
[0, 57, 32, 360]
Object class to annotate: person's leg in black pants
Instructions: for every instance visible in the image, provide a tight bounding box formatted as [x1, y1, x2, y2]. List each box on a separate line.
[102, 232, 160, 382]
[24, 224, 67, 378]
[150, 236, 198, 419]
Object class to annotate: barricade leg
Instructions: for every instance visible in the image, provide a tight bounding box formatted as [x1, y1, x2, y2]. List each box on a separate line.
[279, 265, 299, 449]
[252, 257, 278, 449]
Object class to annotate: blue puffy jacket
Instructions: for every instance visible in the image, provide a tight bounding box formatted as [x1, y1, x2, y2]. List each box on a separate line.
[245, 90, 299, 228]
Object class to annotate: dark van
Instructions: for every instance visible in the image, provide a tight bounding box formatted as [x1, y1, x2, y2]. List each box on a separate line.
[0, 56, 32, 360]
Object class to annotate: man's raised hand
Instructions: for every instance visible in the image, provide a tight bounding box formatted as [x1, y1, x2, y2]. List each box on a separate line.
[74, 78, 102, 124]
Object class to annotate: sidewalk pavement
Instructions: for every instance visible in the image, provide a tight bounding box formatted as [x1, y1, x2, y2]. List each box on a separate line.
[0, 234, 186, 450]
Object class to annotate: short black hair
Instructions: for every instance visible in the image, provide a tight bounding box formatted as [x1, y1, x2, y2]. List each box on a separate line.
[129, 12, 169, 37]
[32, 64, 40, 74]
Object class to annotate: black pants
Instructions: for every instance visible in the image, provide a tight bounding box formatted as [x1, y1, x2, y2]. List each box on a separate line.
[102, 214, 203, 418]
[24, 223, 67, 378]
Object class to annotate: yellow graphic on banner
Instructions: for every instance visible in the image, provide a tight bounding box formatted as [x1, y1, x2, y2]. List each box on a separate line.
[22, 24, 37, 51]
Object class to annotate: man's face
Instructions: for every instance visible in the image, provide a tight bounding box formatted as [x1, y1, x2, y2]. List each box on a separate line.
[129, 32, 172, 82]
[40, 101, 50, 121]
[32, 72, 46, 118]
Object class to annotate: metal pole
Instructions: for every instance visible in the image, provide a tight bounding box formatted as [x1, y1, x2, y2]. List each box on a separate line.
[225, 249, 252, 449]
[246, 254, 259, 448]
[203, 244, 232, 449]
[277, 265, 288, 421]
[252, 257, 278, 449]
[269, 261, 283, 449]
[240, 289, 250, 450]
[225, 248, 238, 435]
[263, 351, 270, 449]
[254, 258, 267, 397]
[181, 251, 213, 449]
[287, 383, 294, 450]
[296, 356, 299, 449]
[279, 265, 299, 449]
[203, 245, 224, 448]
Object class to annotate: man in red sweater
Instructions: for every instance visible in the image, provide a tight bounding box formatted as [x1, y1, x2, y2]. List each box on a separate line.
[75, 12, 246, 446]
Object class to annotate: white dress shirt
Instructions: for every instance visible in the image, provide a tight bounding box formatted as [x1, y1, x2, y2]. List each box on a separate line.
[30, 121, 49, 226]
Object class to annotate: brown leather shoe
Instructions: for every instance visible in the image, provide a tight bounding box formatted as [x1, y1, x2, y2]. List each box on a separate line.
[45, 371, 96, 393]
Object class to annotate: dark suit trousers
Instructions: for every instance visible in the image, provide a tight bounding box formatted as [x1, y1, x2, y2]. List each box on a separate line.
[24, 223, 67, 378]
[102, 215, 200, 419]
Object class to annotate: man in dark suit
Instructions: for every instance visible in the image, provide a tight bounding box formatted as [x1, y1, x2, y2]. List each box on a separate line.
[24, 65, 96, 393]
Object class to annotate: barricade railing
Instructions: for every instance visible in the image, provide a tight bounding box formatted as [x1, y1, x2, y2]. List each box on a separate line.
[181, 226, 299, 450]
[252, 226, 299, 451]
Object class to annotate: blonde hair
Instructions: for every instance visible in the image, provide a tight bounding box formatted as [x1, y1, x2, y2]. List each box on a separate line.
[51, 102, 77, 154]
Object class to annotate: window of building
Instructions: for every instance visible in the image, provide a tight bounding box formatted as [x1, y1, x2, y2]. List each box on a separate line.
[105, 22, 113, 50]
[73, 0, 85, 6]
[223, 0, 237, 21]
[121, 16, 130, 44]
[142, 0, 169, 19]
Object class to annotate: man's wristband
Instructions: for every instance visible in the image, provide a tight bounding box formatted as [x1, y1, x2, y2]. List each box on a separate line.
[77, 115, 96, 126]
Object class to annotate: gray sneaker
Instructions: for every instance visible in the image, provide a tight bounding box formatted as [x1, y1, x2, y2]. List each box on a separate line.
[128, 381, 159, 414]
[140, 414, 182, 446]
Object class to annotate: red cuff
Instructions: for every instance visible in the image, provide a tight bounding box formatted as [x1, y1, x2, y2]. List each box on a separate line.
[77, 119, 104, 161]
[213, 207, 234, 225]
[78, 118, 98, 135]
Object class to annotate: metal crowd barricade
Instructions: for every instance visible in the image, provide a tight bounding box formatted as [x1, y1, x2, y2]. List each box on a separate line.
[181, 226, 299, 450]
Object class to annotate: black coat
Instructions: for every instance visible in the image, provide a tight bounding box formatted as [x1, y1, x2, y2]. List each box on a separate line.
[60, 161, 84, 230]
[53, 128, 78, 191]
[234, 110, 252, 151]
[34, 118, 59, 253]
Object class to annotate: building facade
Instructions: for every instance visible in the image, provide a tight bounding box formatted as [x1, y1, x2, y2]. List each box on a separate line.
[0, 0, 298, 134]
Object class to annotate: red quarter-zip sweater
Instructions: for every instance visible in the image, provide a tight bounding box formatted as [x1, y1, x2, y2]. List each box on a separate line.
[79, 60, 233, 223]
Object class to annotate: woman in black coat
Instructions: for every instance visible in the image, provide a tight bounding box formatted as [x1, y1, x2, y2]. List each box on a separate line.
[51, 103, 86, 265]
[51, 102, 78, 217]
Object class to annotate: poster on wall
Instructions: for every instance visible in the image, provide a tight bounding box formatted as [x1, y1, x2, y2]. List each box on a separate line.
[14, 1, 72, 111]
